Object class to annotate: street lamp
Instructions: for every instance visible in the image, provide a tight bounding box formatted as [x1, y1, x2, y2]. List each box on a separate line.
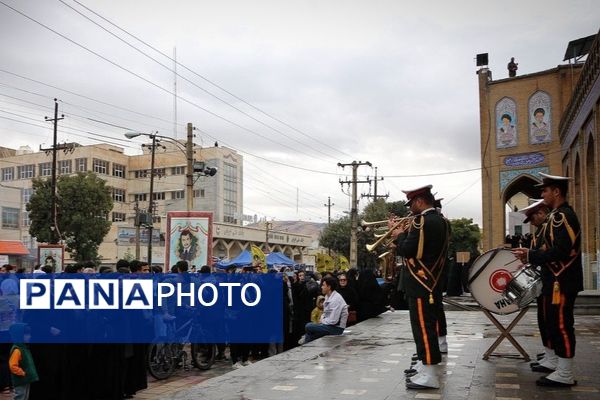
[124, 124, 218, 267]
[125, 131, 160, 267]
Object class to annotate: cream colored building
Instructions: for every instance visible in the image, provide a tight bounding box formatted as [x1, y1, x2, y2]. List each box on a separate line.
[0, 141, 311, 266]
[0, 141, 252, 265]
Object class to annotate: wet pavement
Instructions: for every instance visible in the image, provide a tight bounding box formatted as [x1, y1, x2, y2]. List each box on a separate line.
[162, 309, 600, 400]
[1, 308, 598, 399]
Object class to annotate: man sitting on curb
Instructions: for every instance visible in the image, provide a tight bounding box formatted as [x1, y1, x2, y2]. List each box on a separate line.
[299, 276, 348, 344]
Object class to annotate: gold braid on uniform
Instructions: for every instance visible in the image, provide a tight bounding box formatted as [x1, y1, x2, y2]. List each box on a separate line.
[547, 211, 579, 304]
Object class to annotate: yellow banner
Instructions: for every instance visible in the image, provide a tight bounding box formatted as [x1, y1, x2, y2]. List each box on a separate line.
[337, 255, 349, 271]
[251, 245, 266, 271]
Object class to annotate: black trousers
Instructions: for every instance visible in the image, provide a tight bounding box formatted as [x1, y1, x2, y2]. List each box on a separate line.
[543, 293, 576, 358]
[536, 294, 551, 349]
[408, 296, 441, 365]
[436, 300, 447, 337]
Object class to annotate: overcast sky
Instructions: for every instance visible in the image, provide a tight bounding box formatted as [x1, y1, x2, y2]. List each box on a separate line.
[1, 0, 598, 226]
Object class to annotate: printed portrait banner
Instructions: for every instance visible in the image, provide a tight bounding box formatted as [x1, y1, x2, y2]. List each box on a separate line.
[495, 97, 518, 149]
[166, 212, 213, 271]
[38, 244, 65, 273]
[4, 273, 282, 343]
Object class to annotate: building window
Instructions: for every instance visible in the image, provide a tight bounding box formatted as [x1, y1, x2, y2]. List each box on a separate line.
[1, 167, 14, 181]
[58, 160, 72, 175]
[17, 164, 35, 179]
[113, 188, 126, 202]
[152, 216, 161, 223]
[134, 170, 148, 178]
[152, 192, 165, 201]
[2, 207, 19, 228]
[39, 162, 52, 177]
[155, 168, 166, 178]
[134, 193, 147, 202]
[22, 211, 30, 227]
[93, 159, 109, 175]
[23, 235, 31, 249]
[22, 188, 33, 204]
[171, 191, 185, 200]
[171, 166, 185, 175]
[223, 162, 237, 222]
[113, 163, 126, 178]
[75, 158, 87, 172]
[193, 189, 205, 198]
[112, 212, 126, 222]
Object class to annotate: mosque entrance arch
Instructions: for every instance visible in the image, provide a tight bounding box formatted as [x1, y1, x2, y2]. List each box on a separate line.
[501, 174, 541, 245]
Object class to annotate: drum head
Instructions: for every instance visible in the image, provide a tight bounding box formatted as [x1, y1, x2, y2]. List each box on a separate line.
[468, 248, 524, 314]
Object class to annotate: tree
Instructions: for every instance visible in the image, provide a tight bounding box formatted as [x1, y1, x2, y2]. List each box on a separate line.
[27, 172, 114, 262]
[319, 199, 410, 269]
[448, 218, 481, 261]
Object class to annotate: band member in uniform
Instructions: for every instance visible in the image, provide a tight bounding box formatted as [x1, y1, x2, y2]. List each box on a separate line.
[392, 185, 450, 390]
[519, 199, 553, 372]
[513, 173, 582, 387]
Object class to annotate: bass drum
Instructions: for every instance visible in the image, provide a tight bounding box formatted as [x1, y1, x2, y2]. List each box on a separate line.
[467, 248, 524, 315]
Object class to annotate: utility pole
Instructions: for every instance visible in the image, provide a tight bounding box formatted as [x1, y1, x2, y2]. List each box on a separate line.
[42, 99, 64, 244]
[134, 200, 141, 259]
[186, 123, 194, 212]
[338, 161, 372, 269]
[324, 196, 334, 224]
[147, 134, 158, 266]
[324, 196, 335, 256]
[264, 221, 273, 253]
[361, 167, 389, 202]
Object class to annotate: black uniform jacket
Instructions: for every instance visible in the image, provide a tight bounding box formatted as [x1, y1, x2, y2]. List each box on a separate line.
[528, 202, 583, 295]
[395, 209, 450, 298]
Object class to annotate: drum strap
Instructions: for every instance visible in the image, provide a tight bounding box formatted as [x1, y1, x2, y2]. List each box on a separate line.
[467, 247, 502, 286]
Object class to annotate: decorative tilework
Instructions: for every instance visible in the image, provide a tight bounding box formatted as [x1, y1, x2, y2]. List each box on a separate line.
[499, 166, 549, 192]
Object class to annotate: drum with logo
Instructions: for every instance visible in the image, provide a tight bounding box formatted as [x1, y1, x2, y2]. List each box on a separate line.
[467, 248, 525, 315]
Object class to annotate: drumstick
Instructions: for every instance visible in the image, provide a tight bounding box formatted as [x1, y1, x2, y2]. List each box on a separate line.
[503, 258, 519, 267]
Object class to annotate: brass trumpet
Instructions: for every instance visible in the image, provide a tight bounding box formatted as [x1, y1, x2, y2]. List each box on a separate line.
[365, 214, 415, 252]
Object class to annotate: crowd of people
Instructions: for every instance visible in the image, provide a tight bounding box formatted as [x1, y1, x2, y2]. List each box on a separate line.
[504, 232, 534, 249]
[0, 257, 403, 399]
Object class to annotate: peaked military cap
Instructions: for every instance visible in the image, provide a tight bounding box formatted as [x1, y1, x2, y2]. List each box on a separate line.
[402, 185, 433, 206]
[520, 199, 546, 223]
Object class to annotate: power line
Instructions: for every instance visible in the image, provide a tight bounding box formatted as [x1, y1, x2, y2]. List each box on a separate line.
[58, 0, 340, 161]
[68, 0, 354, 160]
[1, 78, 510, 180]
[1, 86, 344, 177]
[0, 2, 333, 164]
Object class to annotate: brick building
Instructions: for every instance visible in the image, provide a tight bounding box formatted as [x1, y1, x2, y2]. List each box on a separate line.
[478, 31, 599, 289]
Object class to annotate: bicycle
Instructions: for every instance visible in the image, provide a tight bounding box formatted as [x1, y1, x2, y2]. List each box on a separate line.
[147, 316, 217, 380]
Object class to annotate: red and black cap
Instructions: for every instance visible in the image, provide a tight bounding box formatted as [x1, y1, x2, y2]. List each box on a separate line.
[402, 185, 433, 206]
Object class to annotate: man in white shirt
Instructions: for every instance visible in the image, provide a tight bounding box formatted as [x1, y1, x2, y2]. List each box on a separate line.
[301, 276, 348, 344]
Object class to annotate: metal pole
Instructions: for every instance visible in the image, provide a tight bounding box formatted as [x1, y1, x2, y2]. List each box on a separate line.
[50, 99, 58, 243]
[147, 134, 157, 266]
[350, 162, 358, 268]
[186, 123, 194, 212]
[134, 200, 140, 259]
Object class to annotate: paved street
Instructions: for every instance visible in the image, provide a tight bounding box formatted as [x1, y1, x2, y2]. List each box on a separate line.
[163, 309, 600, 400]
[1, 308, 599, 399]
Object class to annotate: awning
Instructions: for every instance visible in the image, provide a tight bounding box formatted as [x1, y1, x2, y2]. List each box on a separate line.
[0, 241, 30, 256]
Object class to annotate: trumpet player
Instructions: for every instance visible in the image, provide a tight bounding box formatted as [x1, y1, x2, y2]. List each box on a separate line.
[390, 185, 450, 390]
